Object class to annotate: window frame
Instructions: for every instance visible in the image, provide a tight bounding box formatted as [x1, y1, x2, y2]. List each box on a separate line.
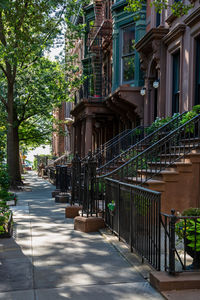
[172, 50, 180, 114]
[195, 37, 200, 105]
[120, 23, 135, 85]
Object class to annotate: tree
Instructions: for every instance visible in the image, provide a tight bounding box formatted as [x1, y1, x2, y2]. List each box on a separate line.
[125, 0, 194, 17]
[0, 0, 87, 187]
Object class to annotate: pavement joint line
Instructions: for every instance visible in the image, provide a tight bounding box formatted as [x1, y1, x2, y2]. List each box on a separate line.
[99, 228, 153, 281]
[0, 280, 154, 295]
[25, 204, 37, 300]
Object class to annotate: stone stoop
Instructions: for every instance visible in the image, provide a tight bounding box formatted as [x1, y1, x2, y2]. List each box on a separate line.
[162, 289, 200, 300]
[150, 271, 200, 299]
[74, 216, 105, 233]
[140, 151, 200, 213]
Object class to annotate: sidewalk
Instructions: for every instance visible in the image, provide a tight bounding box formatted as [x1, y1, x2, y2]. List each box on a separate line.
[0, 172, 163, 300]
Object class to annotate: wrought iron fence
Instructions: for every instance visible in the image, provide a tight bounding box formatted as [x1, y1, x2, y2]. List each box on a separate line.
[89, 126, 145, 168]
[98, 112, 186, 175]
[48, 167, 56, 185]
[104, 177, 161, 270]
[161, 209, 200, 275]
[105, 113, 200, 185]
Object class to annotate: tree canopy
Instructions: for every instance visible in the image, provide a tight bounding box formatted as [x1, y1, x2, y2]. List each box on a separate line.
[125, 0, 194, 17]
[0, 0, 88, 186]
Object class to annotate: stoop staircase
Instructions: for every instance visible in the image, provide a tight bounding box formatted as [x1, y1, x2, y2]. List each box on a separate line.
[97, 112, 186, 175]
[104, 113, 200, 213]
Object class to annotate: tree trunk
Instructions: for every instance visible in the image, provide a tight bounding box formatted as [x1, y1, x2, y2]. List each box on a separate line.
[7, 82, 22, 188]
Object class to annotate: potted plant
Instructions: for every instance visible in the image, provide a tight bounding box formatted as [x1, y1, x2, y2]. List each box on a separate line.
[0, 203, 13, 238]
[107, 200, 115, 216]
[176, 208, 200, 269]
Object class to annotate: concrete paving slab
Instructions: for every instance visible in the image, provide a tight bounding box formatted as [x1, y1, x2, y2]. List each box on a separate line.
[0, 289, 34, 300]
[33, 249, 138, 267]
[2, 172, 164, 299]
[35, 282, 163, 300]
[0, 257, 33, 292]
[34, 263, 144, 289]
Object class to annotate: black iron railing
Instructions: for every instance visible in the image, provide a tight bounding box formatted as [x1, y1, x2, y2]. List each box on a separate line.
[161, 210, 200, 274]
[104, 113, 200, 184]
[98, 112, 186, 175]
[92, 126, 145, 168]
[104, 178, 161, 270]
[48, 167, 56, 185]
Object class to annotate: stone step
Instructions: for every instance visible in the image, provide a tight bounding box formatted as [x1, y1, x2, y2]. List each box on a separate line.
[137, 169, 179, 181]
[147, 161, 192, 172]
[150, 271, 200, 292]
[159, 153, 191, 162]
[125, 177, 165, 191]
[162, 289, 200, 300]
[169, 144, 200, 151]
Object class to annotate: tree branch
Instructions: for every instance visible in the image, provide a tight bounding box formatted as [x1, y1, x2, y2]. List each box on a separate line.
[0, 64, 9, 80]
[19, 131, 52, 141]
[18, 95, 33, 124]
[0, 95, 8, 111]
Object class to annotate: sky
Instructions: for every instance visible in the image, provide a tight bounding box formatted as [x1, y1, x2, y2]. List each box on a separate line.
[26, 145, 51, 164]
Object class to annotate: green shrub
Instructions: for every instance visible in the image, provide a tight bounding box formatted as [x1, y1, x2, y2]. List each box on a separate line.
[176, 208, 200, 252]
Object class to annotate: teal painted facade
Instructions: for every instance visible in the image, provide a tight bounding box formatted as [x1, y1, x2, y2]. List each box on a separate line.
[112, 1, 146, 91]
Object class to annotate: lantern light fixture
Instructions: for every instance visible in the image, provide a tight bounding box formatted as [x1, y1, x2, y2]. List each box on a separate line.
[140, 87, 146, 96]
[153, 79, 160, 89]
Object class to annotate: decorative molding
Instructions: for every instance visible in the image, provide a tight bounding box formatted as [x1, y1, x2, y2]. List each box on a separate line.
[184, 7, 200, 27]
[166, 14, 177, 26]
[163, 24, 186, 46]
[135, 28, 169, 55]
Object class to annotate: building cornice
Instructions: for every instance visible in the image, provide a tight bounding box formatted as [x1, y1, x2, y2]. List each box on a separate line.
[135, 27, 169, 54]
[163, 24, 186, 46]
[112, 0, 126, 11]
[184, 7, 200, 27]
[70, 99, 106, 117]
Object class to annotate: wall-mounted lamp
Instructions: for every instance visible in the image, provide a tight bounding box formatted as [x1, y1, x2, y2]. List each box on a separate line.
[95, 122, 101, 128]
[153, 79, 160, 89]
[140, 87, 146, 96]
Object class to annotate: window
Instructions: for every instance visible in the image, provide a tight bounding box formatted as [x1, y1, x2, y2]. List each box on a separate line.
[195, 38, 200, 105]
[172, 51, 180, 114]
[121, 25, 135, 83]
[156, 12, 160, 27]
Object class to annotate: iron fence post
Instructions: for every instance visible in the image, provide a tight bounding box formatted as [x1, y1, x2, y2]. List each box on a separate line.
[71, 153, 81, 205]
[87, 151, 97, 216]
[56, 165, 61, 190]
[169, 209, 177, 275]
[60, 166, 68, 193]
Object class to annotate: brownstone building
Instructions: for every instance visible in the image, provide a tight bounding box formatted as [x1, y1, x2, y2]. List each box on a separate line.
[69, 0, 146, 157]
[53, 0, 200, 161]
[136, 0, 200, 125]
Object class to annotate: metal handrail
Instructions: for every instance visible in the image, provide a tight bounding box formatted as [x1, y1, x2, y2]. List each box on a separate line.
[105, 113, 200, 184]
[98, 112, 187, 176]
[81, 126, 144, 165]
[161, 209, 200, 274]
[93, 126, 145, 167]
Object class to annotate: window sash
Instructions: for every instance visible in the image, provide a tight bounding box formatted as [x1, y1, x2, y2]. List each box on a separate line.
[121, 24, 135, 83]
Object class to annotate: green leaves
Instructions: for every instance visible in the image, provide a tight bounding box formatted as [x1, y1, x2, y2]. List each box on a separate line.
[125, 0, 194, 17]
[108, 200, 115, 212]
[0, 0, 9, 10]
[176, 217, 200, 252]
